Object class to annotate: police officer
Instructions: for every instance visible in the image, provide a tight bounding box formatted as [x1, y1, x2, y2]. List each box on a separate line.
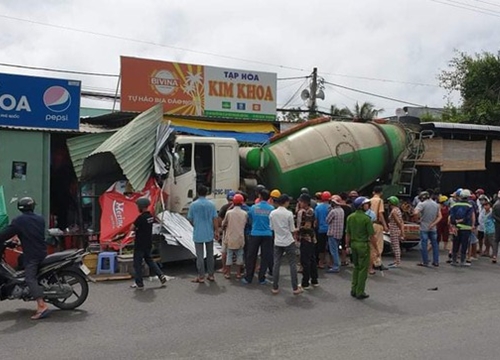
[345, 197, 376, 300]
[0, 197, 50, 319]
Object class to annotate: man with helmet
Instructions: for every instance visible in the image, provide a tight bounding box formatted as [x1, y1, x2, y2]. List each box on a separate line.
[449, 189, 475, 266]
[314, 191, 332, 269]
[414, 191, 442, 267]
[345, 197, 375, 300]
[130, 197, 167, 289]
[0, 197, 50, 319]
[387, 196, 405, 268]
[253, 184, 266, 204]
[221, 194, 247, 279]
[217, 191, 236, 276]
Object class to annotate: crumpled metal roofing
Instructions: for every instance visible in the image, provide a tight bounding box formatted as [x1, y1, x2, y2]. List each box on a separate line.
[81, 104, 162, 191]
[67, 132, 116, 179]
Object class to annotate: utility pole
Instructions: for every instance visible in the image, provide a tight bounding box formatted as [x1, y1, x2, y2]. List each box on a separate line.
[309, 67, 318, 118]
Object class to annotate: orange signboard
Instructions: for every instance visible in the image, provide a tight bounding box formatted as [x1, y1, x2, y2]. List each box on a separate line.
[121, 57, 205, 115]
[120, 56, 277, 120]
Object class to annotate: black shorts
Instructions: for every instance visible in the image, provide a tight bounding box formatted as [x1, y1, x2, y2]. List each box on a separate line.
[477, 231, 484, 241]
[316, 232, 328, 253]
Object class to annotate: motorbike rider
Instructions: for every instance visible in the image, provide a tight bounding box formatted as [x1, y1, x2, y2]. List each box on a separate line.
[0, 197, 50, 320]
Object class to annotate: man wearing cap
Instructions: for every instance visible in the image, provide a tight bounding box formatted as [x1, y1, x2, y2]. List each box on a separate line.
[325, 195, 344, 273]
[449, 189, 475, 266]
[243, 190, 274, 285]
[314, 191, 331, 269]
[369, 186, 389, 273]
[345, 197, 376, 300]
[269, 194, 302, 295]
[298, 193, 318, 289]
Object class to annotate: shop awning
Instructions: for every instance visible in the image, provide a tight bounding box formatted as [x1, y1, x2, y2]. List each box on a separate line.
[165, 116, 276, 143]
[81, 105, 163, 191]
[172, 125, 272, 144]
[67, 132, 116, 179]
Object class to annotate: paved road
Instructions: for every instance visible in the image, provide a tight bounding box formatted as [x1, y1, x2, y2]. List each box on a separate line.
[1, 249, 500, 360]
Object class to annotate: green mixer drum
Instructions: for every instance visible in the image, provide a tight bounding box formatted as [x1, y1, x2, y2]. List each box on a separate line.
[261, 121, 407, 198]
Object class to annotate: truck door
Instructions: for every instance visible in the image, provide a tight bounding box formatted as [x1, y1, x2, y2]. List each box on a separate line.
[168, 143, 195, 214]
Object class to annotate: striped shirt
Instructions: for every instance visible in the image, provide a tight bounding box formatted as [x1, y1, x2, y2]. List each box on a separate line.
[326, 206, 345, 239]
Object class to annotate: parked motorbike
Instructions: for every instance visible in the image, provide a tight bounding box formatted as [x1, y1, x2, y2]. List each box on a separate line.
[0, 239, 90, 310]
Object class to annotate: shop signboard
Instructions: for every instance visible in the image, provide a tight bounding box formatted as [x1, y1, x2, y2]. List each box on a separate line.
[0, 73, 81, 130]
[120, 56, 277, 121]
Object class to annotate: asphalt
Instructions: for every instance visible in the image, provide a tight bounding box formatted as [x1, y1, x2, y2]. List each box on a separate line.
[1, 249, 500, 360]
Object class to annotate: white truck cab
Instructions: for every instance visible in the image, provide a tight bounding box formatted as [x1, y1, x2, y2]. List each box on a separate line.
[164, 136, 240, 214]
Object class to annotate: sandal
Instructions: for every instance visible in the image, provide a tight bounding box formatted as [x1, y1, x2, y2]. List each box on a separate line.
[293, 288, 303, 295]
[416, 263, 429, 267]
[235, 274, 242, 279]
[369, 270, 376, 275]
[207, 275, 215, 282]
[191, 277, 205, 283]
[224, 273, 230, 279]
[31, 308, 52, 320]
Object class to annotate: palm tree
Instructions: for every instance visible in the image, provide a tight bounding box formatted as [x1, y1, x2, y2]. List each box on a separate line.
[348, 102, 384, 121]
[330, 105, 352, 118]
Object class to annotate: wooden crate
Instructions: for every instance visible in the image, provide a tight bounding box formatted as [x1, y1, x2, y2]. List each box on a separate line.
[83, 253, 98, 274]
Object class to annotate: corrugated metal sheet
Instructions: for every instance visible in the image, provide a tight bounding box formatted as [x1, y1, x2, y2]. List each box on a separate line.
[81, 104, 162, 191]
[67, 132, 116, 178]
[156, 210, 221, 258]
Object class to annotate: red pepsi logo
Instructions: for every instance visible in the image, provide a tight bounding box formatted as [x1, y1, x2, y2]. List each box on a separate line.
[43, 86, 71, 112]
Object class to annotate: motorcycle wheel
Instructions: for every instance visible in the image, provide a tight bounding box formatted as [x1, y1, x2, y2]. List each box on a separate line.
[50, 269, 89, 310]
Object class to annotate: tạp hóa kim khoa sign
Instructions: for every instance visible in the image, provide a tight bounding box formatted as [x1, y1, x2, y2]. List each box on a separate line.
[0, 73, 81, 130]
[120, 56, 277, 121]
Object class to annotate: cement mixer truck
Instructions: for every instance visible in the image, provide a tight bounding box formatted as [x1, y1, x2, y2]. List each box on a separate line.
[165, 117, 411, 214]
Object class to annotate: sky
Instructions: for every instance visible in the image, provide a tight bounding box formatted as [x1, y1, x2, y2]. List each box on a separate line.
[1, 0, 500, 117]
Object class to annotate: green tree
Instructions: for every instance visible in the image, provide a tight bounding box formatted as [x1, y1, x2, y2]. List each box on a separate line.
[438, 51, 500, 125]
[346, 101, 384, 121]
[330, 105, 352, 119]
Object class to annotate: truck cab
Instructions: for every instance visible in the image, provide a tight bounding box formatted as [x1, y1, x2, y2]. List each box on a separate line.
[165, 136, 240, 214]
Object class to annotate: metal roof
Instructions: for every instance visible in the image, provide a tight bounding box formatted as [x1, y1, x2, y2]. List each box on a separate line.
[0, 123, 114, 134]
[421, 122, 500, 134]
[67, 132, 116, 179]
[81, 104, 162, 191]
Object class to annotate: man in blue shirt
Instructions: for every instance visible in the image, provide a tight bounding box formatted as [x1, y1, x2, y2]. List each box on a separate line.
[243, 190, 274, 284]
[314, 191, 331, 268]
[449, 190, 475, 267]
[187, 185, 219, 283]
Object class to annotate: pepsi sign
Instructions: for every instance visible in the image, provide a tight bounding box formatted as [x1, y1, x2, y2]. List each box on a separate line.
[0, 73, 80, 130]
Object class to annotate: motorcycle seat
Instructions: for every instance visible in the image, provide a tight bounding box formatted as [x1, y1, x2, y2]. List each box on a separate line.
[41, 250, 79, 266]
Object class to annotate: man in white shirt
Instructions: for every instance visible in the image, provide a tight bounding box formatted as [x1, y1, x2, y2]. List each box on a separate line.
[269, 194, 301, 295]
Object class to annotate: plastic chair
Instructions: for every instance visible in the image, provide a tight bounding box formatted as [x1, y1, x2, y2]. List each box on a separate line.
[97, 252, 117, 275]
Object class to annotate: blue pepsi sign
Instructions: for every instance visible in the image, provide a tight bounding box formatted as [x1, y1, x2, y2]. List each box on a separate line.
[0, 73, 81, 130]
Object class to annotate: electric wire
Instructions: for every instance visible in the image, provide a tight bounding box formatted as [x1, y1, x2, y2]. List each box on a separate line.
[430, 0, 500, 17]
[324, 81, 427, 107]
[0, 15, 442, 87]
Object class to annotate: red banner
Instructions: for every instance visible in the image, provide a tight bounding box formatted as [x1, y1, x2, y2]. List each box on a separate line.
[99, 178, 161, 250]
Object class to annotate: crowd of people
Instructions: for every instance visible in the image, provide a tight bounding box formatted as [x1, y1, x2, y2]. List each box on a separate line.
[182, 184, 500, 299]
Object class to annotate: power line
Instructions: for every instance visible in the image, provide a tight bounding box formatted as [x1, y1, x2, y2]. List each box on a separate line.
[1, 14, 443, 88]
[277, 76, 310, 81]
[473, 0, 500, 8]
[0, 14, 308, 73]
[430, 0, 500, 17]
[324, 81, 427, 107]
[444, 0, 500, 14]
[321, 71, 439, 87]
[0, 62, 119, 77]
